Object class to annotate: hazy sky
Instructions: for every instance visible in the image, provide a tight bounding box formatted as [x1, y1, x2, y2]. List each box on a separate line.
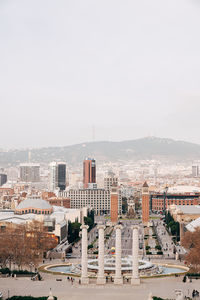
[0, 0, 200, 148]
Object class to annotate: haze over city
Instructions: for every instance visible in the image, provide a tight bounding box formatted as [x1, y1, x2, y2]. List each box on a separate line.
[1, 0, 200, 148]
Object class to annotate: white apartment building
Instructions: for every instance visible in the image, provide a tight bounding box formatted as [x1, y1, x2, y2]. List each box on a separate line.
[63, 188, 122, 215]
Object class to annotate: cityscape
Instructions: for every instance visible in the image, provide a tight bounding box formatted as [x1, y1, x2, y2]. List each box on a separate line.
[0, 154, 200, 299]
[1, 1, 200, 300]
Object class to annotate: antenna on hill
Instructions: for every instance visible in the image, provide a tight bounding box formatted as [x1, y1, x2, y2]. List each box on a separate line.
[28, 150, 31, 163]
[92, 125, 95, 142]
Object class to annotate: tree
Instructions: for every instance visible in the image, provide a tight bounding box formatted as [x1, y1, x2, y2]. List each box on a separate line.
[122, 197, 128, 214]
[84, 216, 93, 230]
[87, 210, 95, 227]
[67, 221, 73, 243]
[182, 228, 200, 272]
[0, 221, 57, 270]
[67, 220, 81, 243]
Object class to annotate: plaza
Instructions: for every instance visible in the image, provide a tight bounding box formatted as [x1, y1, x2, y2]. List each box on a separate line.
[0, 218, 193, 299]
[0, 273, 199, 300]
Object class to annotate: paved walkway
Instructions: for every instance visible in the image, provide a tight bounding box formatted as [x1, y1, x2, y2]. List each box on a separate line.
[0, 275, 199, 300]
[155, 221, 175, 259]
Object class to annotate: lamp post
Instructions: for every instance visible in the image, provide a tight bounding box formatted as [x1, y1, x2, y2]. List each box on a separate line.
[163, 186, 168, 216]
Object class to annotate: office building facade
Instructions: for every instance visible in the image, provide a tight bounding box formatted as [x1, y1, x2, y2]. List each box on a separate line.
[0, 174, 7, 186]
[49, 162, 66, 191]
[66, 188, 122, 216]
[83, 158, 96, 188]
[19, 163, 40, 182]
[192, 165, 199, 177]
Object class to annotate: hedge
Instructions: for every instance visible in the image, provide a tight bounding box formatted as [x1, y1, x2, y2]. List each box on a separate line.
[5, 297, 57, 300]
[0, 269, 36, 275]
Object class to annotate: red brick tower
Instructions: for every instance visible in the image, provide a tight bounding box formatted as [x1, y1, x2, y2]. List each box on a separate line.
[142, 181, 150, 225]
[110, 185, 118, 224]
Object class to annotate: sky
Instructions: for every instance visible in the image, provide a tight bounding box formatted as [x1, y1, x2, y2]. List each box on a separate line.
[0, 0, 200, 149]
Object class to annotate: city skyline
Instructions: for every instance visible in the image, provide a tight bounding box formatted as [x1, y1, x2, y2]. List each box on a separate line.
[0, 0, 200, 148]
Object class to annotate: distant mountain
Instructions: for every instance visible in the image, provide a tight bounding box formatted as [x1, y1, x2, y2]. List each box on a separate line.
[1, 137, 200, 166]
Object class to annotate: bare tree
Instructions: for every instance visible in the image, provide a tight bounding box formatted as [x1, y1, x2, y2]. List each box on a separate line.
[182, 227, 200, 272]
[0, 221, 57, 270]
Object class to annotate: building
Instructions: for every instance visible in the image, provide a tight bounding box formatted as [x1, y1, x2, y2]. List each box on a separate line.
[150, 186, 200, 212]
[142, 182, 150, 225]
[186, 216, 200, 233]
[19, 163, 40, 182]
[169, 204, 200, 223]
[0, 197, 87, 242]
[169, 204, 200, 241]
[66, 188, 122, 216]
[121, 186, 135, 198]
[110, 185, 119, 223]
[83, 158, 96, 188]
[0, 174, 7, 186]
[104, 171, 118, 190]
[127, 196, 136, 218]
[47, 197, 70, 208]
[49, 162, 66, 191]
[192, 165, 199, 177]
[15, 196, 53, 215]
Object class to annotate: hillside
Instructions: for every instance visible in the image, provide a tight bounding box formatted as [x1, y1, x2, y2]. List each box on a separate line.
[1, 137, 200, 166]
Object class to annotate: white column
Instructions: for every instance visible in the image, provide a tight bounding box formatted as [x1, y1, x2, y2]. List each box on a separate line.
[114, 224, 123, 285]
[81, 224, 89, 285]
[131, 226, 140, 285]
[97, 225, 106, 285]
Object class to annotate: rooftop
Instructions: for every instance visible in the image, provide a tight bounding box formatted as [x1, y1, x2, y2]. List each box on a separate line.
[174, 205, 200, 215]
[156, 185, 200, 194]
[16, 198, 52, 210]
[186, 217, 200, 232]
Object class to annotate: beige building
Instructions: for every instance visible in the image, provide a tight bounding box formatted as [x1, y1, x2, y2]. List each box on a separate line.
[169, 204, 200, 223]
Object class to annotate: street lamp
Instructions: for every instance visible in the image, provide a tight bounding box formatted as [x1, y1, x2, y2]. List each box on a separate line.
[163, 186, 168, 216]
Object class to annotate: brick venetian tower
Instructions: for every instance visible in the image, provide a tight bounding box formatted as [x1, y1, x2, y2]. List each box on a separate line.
[142, 181, 150, 225]
[110, 184, 119, 224]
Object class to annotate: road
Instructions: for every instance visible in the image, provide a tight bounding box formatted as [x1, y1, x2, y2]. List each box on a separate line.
[106, 220, 143, 256]
[154, 220, 175, 259]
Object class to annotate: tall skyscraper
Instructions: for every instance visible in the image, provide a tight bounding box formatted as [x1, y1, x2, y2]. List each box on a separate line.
[192, 165, 199, 177]
[0, 173, 7, 186]
[19, 163, 40, 182]
[57, 163, 66, 190]
[49, 162, 66, 191]
[83, 158, 96, 188]
[142, 181, 150, 225]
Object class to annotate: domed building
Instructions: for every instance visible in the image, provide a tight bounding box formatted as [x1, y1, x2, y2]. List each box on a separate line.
[15, 196, 53, 215]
